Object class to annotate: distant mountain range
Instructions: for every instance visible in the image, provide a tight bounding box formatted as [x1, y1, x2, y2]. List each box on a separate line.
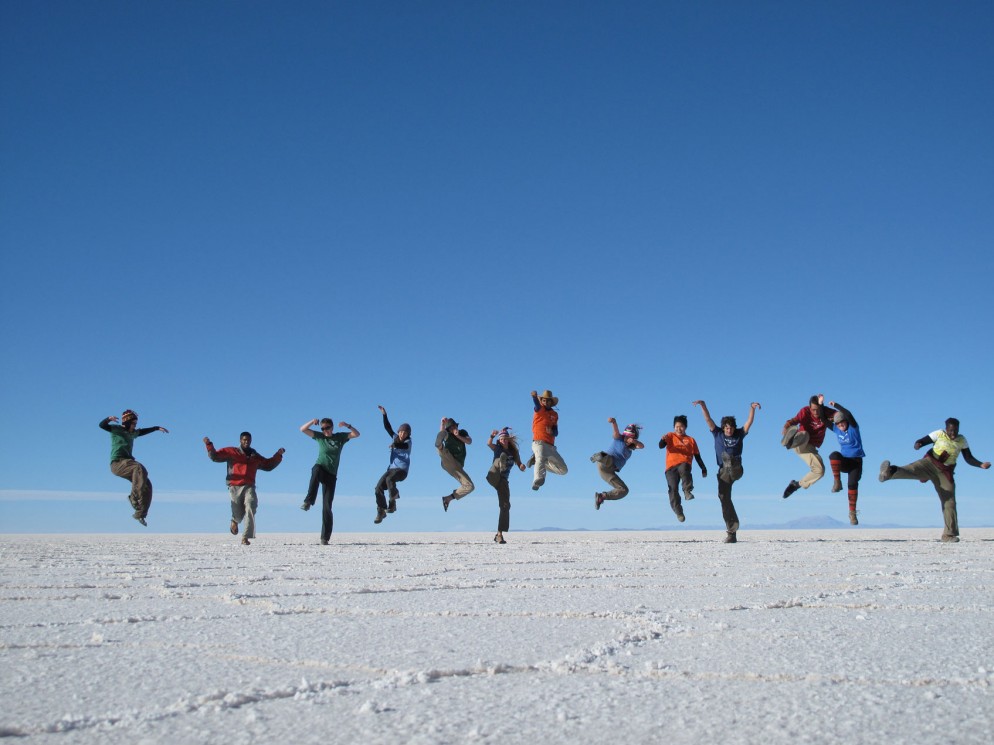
[533, 515, 923, 531]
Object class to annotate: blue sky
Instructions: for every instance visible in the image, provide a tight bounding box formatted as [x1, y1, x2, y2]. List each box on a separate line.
[2, 0, 992, 536]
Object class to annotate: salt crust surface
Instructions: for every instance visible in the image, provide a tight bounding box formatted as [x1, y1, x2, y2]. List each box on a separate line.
[1, 529, 993, 744]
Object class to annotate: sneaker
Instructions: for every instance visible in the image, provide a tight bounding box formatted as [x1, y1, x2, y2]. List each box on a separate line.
[525, 455, 536, 468]
[387, 499, 397, 514]
[676, 512, 685, 523]
[241, 537, 251, 545]
[532, 482, 542, 491]
[374, 509, 386, 524]
[683, 490, 694, 501]
[724, 532, 737, 543]
[594, 493, 604, 510]
[831, 478, 843, 493]
[878, 460, 893, 482]
[782, 480, 801, 499]
[442, 496, 453, 512]
[849, 510, 859, 525]
[133, 511, 147, 527]
[941, 534, 960, 543]
[229, 519, 238, 536]
[300, 501, 311, 511]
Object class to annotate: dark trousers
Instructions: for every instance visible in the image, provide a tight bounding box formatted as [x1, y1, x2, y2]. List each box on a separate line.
[665, 463, 693, 514]
[305, 464, 337, 542]
[829, 453, 863, 507]
[488, 473, 511, 533]
[717, 473, 740, 533]
[375, 468, 408, 510]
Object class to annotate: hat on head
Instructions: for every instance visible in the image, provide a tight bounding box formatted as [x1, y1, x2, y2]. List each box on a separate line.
[497, 427, 511, 441]
[398, 423, 411, 433]
[539, 390, 559, 406]
[623, 424, 641, 440]
[121, 409, 138, 424]
[443, 418, 459, 431]
[833, 411, 845, 424]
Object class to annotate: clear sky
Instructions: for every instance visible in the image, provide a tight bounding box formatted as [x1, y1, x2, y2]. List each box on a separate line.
[2, 0, 992, 535]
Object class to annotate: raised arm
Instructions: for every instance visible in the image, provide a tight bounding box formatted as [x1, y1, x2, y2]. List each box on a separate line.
[203, 436, 223, 462]
[742, 402, 761, 434]
[531, 390, 541, 411]
[99, 416, 116, 431]
[339, 421, 360, 439]
[608, 417, 621, 439]
[300, 419, 319, 438]
[258, 448, 286, 471]
[379, 406, 396, 438]
[487, 430, 499, 452]
[692, 401, 716, 432]
[827, 401, 856, 427]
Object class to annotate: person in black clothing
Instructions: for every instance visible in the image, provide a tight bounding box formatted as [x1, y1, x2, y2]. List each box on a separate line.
[374, 405, 411, 524]
[486, 427, 526, 544]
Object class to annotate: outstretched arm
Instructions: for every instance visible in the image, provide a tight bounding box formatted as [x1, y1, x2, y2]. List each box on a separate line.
[742, 402, 761, 435]
[961, 448, 992, 469]
[259, 448, 286, 471]
[692, 401, 716, 432]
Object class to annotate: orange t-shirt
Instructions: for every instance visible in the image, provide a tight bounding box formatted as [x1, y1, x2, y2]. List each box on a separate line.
[662, 432, 699, 470]
[532, 408, 558, 445]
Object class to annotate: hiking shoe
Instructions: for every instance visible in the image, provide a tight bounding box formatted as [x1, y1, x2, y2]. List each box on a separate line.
[133, 511, 147, 527]
[494, 533, 507, 544]
[374, 509, 386, 524]
[442, 496, 453, 512]
[878, 461, 893, 482]
[229, 519, 238, 535]
[729, 520, 740, 533]
[724, 532, 737, 543]
[300, 501, 311, 511]
[941, 534, 960, 543]
[849, 510, 859, 525]
[241, 537, 251, 545]
[831, 478, 843, 493]
[683, 490, 694, 501]
[594, 493, 604, 510]
[676, 512, 685, 523]
[782, 480, 801, 499]
[387, 499, 397, 513]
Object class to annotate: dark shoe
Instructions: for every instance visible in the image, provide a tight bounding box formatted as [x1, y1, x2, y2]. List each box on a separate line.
[320, 539, 329, 545]
[676, 512, 685, 523]
[729, 521, 739, 533]
[531, 482, 542, 491]
[300, 501, 311, 511]
[941, 534, 960, 543]
[387, 499, 397, 513]
[594, 493, 605, 510]
[683, 490, 694, 501]
[241, 537, 251, 545]
[374, 509, 386, 524]
[831, 478, 843, 493]
[724, 532, 737, 543]
[494, 533, 506, 544]
[133, 511, 147, 527]
[782, 480, 801, 499]
[229, 519, 238, 535]
[526, 455, 536, 468]
[878, 461, 893, 482]
[442, 496, 453, 512]
[849, 510, 859, 525]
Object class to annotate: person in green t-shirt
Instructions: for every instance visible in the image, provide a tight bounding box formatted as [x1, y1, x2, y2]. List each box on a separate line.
[98, 409, 169, 526]
[436, 417, 473, 512]
[300, 417, 360, 544]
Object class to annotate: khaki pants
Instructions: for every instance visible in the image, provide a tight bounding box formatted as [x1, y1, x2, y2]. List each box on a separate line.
[439, 449, 474, 499]
[110, 459, 152, 518]
[229, 485, 258, 539]
[592, 452, 629, 500]
[891, 457, 958, 537]
[532, 440, 568, 487]
[793, 443, 825, 489]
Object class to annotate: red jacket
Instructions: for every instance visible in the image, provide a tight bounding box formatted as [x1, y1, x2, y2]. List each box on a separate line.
[206, 442, 282, 486]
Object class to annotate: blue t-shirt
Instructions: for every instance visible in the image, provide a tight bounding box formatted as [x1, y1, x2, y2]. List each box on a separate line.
[830, 423, 865, 458]
[710, 427, 746, 467]
[607, 438, 635, 471]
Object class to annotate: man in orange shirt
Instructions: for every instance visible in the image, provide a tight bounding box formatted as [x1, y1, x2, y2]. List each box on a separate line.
[659, 415, 708, 522]
[527, 389, 568, 491]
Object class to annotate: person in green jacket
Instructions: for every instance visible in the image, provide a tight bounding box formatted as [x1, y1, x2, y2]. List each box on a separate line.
[437, 417, 474, 512]
[98, 409, 169, 526]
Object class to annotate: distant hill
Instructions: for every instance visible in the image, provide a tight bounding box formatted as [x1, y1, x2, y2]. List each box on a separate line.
[533, 515, 919, 531]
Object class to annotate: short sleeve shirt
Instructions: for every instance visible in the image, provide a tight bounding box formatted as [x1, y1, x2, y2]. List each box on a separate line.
[930, 430, 969, 465]
[662, 432, 699, 470]
[607, 438, 635, 471]
[710, 427, 746, 467]
[314, 432, 351, 474]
